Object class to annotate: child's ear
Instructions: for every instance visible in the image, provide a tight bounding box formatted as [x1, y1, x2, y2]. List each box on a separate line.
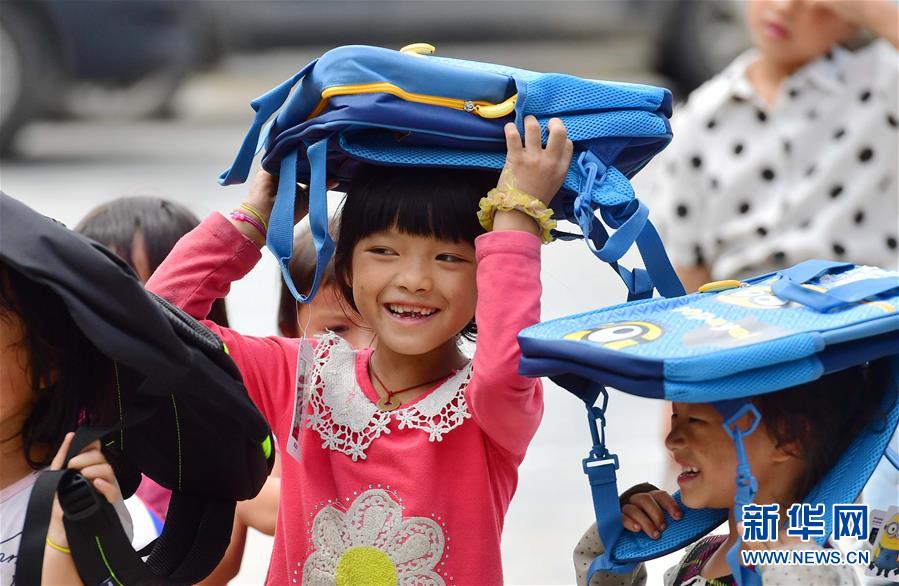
[771, 439, 802, 463]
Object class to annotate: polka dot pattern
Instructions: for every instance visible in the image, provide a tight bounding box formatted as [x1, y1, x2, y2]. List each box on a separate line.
[646, 39, 898, 279]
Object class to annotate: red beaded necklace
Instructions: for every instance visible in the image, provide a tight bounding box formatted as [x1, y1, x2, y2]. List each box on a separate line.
[368, 355, 455, 412]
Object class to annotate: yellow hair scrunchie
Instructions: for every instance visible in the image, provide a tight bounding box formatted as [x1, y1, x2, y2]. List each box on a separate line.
[477, 186, 556, 244]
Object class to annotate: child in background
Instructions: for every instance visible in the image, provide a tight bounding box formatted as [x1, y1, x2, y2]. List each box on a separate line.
[574, 360, 892, 585]
[76, 196, 229, 325]
[276, 219, 370, 347]
[649, 0, 898, 293]
[147, 116, 572, 584]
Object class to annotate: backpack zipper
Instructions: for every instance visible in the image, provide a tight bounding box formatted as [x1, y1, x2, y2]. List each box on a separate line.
[308, 82, 517, 119]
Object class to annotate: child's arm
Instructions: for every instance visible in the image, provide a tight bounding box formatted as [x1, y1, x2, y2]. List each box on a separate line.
[145, 172, 305, 426]
[811, 0, 899, 49]
[574, 522, 649, 586]
[467, 116, 572, 457]
[42, 433, 129, 584]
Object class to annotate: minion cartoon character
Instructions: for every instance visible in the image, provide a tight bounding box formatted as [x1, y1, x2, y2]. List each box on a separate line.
[870, 513, 899, 577]
[564, 321, 662, 350]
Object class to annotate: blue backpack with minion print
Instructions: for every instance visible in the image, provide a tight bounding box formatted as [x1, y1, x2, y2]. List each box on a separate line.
[518, 260, 899, 586]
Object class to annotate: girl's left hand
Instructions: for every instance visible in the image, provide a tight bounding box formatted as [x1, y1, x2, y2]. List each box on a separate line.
[499, 116, 574, 206]
[46, 432, 123, 549]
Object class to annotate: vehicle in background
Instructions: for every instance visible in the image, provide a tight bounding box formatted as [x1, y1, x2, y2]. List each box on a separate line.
[0, 0, 211, 155]
[203, 0, 750, 98]
[1, 0, 749, 156]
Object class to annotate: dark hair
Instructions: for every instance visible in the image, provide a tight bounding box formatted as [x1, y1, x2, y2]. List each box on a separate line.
[0, 263, 116, 468]
[278, 220, 340, 337]
[753, 358, 893, 501]
[75, 196, 229, 326]
[333, 164, 498, 340]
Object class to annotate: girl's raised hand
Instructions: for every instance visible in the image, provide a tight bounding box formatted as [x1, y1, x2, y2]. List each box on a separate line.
[499, 116, 574, 206]
[46, 432, 123, 549]
[621, 488, 682, 540]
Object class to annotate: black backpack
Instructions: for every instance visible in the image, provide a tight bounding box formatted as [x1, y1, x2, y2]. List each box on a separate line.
[0, 193, 275, 584]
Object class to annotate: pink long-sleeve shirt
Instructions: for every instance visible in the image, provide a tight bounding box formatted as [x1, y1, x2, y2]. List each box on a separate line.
[146, 213, 544, 585]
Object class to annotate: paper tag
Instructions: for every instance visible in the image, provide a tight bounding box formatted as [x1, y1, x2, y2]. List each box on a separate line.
[286, 338, 315, 462]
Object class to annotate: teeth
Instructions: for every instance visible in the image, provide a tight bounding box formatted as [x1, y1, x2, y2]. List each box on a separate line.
[681, 466, 700, 474]
[388, 304, 436, 316]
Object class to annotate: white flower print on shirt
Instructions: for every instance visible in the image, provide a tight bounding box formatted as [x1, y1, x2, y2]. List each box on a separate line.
[302, 489, 446, 586]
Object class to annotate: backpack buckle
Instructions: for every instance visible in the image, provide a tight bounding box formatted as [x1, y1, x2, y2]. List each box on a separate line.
[59, 473, 104, 521]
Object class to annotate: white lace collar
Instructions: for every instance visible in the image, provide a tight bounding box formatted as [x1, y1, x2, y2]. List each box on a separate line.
[305, 333, 472, 461]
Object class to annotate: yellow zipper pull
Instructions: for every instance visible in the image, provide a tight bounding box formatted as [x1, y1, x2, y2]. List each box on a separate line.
[400, 43, 436, 57]
[474, 95, 518, 119]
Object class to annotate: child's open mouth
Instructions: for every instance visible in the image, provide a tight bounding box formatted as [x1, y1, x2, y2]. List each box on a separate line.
[677, 465, 701, 485]
[384, 303, 440, 323]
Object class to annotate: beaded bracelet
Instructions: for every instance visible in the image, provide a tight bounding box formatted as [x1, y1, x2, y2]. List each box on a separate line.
[477, 186, 556, 244]
[229, 210, 266, 242]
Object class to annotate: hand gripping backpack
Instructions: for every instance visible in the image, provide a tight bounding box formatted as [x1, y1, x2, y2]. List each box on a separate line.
[518, 260, 899, 585]
[1, 193, 275, 585]
[218, 43, 685, 304]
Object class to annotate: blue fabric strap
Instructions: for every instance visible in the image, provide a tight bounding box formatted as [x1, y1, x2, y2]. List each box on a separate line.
[717, 402, 762, 586]
[570, 151, 684, 301]
[267, 140, 334, 303]
[549, 375, 636, 579]
[772, 275, 899, 313]
[776, 259, 854, 284]
[633, 218, 685, 299]
[560, 216, 655, 302]
[218, 60, 317, 186]
[576, 385, 638, 580]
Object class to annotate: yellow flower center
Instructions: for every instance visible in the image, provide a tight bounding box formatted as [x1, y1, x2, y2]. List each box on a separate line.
[335, 546, 398, 586]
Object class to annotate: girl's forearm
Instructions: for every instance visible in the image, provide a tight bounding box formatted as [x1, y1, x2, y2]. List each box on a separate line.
[43, 525, 84, 585]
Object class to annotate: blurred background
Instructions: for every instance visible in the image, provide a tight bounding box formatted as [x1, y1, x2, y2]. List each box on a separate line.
[0, 1, 752, 583]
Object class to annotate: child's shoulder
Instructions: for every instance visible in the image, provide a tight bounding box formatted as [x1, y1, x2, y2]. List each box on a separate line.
[842, 39, 898, 94]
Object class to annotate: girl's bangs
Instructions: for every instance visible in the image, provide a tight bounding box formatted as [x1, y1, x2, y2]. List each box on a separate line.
[346, 165, 496, 244]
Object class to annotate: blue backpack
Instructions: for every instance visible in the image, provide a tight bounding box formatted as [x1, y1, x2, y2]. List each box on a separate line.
[218, 43, 684, 303]
[519, 260, 899, 585]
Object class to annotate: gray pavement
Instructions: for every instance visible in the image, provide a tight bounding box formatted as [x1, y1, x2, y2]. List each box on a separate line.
[1, 42, 685, 584]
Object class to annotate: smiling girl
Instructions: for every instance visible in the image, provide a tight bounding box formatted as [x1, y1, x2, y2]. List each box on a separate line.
[147, 117, 573, 584]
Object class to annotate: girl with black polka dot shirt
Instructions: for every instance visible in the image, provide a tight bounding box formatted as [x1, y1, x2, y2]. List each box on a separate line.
[645, 0, 898, 293]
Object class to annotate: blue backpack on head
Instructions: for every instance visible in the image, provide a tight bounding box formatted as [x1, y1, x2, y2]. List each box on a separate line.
[519, 260, 899, 585]
[219, 43, 684, 304]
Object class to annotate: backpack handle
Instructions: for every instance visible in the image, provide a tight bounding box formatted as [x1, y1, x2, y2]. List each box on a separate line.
[572, 152, 685, 301]
[219, 60, 318, 187]
[771, 260, 899, 312]
[268, 139, 334, 304]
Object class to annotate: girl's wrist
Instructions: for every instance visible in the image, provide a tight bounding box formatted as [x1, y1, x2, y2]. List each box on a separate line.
[492, 210, 541, 236]
[478, 186, 556, 243]
[46, 519, 69, 551]
[229, 207, 267, 248]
